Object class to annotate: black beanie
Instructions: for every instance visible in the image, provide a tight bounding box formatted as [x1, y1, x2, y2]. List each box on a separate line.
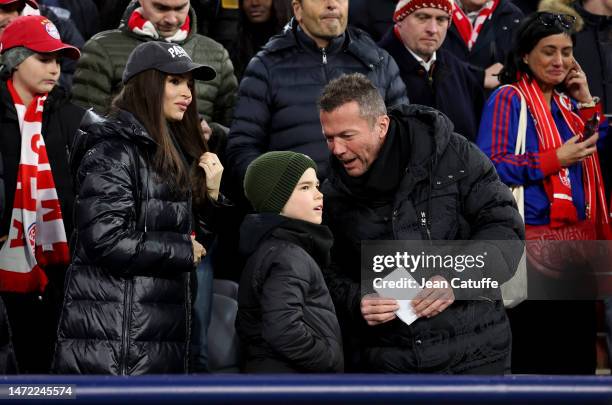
[244, 151, 317, 213]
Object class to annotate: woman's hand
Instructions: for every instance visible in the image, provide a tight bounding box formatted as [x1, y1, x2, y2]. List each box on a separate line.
[191, 234, 206, 265]
[564, 60, 593, 104]
[556, 133, 599, 167]
[198, 152, 223, 200]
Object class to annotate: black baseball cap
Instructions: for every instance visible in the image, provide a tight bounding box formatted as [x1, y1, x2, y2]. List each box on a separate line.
[122, 41, 216, 84]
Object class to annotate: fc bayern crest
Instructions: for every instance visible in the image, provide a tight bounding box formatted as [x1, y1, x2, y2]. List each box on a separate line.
[559, 168, 571, 187]
[27, 222, 37, 254]
[558, 93, 572, 111]
[45, 22, 61, 40]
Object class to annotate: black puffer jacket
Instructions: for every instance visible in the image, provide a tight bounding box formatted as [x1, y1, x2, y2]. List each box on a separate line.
[322, 104, 524, 373]
[227, 18, 408, 184]
[442, 0, 523, 70]
[52, 110, 196, 374]
[236, 214, 343, 373]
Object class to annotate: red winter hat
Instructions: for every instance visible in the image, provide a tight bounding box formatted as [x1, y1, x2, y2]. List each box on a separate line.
[0, 15, 80, 59]
[394, 0, 454, 22]
[0, 0, 38, 9]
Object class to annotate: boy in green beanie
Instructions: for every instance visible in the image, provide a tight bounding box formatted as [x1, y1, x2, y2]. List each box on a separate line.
[236, 151, 343, 373]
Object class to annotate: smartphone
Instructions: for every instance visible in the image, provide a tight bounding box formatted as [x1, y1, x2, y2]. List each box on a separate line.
[582, 112, 600, 141]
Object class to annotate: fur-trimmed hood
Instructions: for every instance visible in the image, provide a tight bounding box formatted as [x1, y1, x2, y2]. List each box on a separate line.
[538, 0, 584, 31]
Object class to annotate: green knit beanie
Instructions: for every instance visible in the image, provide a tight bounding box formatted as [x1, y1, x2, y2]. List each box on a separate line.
[244, 151, 317, 213]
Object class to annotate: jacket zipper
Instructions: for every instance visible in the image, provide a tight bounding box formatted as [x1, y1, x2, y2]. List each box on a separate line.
[420, 211, 432, 240]
[120, 278, 133, 375]
[321, 47, 328, 64]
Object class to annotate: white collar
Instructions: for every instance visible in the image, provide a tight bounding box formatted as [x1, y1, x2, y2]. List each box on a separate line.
[407, 47, 437, 72]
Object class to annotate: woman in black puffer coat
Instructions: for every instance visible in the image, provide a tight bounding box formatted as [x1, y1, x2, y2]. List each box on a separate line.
[52, 41, 224, 374]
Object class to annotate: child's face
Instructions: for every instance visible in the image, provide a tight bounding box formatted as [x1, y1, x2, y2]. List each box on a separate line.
[12, 52, 60, 96]
[280, 168, 323, 224]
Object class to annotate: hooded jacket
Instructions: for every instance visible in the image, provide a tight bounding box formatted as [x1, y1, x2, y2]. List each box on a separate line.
[236, 213, 343, 373]
[70, 2, 237, 138]
[227, 18, 408, 186]
[52, 109, 197, 374]
[322, 104, 524, 373]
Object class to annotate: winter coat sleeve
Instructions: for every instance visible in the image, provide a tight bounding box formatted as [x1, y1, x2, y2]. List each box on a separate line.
[456, 138, 525, 297]
[381, 52, 409, 107]
[75, 141, 194, 277]
[70, 38, 114, 114]
[476, 86, 561, 186]
[226, 55, 272, 185]
[260, 253, 341, 372]
[210, 46, 238, 131]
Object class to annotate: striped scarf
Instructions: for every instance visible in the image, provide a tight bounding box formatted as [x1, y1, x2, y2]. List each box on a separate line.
[452, 0, 500, 51]
[515, 73, 609, 229]
[127, 8, 190, 42]
[0, 80, 69, 293]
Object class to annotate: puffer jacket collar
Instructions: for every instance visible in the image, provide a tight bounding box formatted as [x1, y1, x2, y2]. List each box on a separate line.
[70, 109, 156, 181]
[117, 0, 199, 44]
[263, 18, 385, 69]
[240, 213, 333, 268]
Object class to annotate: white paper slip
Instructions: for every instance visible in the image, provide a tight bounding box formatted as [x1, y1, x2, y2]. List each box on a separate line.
[373, 267, 423, 326]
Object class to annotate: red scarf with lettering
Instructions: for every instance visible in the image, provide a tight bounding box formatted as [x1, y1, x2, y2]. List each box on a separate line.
[452, 0, 500, 50]
[0, 80, 69, 293]
[127, 7, 190, 42]
[515, 73, 609, 230]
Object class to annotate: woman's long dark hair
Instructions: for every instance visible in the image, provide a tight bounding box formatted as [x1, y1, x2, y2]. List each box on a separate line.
[499, 12, 576, 85]
[230, 0, 293, 80]
[111, 69, 209, 205]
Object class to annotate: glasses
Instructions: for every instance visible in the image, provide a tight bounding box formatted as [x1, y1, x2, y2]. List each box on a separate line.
[537, 12, 576, 30]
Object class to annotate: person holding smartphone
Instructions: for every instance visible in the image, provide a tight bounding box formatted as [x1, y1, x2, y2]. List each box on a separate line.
[476, 12, 609, 375]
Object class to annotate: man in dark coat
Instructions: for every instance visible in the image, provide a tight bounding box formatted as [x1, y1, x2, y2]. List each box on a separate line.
[319, 73, 524, 373]
[226, 0, 408, 188]
[379, 0, 484, 142]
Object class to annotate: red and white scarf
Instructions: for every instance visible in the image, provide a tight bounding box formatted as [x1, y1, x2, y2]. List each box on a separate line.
[127, 8, 190, 42]
[0, 80, 69, 293]
[452, 0, 500, 51]
[514, 73, 609, 229]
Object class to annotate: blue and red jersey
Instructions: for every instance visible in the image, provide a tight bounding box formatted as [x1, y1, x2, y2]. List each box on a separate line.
[476, 86, 608, 225]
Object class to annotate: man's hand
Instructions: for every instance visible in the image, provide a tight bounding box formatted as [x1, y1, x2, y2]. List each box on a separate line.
[484, 62, 503, 90]
[361, 293, 399, 326]
[412, 275, 455, 318]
